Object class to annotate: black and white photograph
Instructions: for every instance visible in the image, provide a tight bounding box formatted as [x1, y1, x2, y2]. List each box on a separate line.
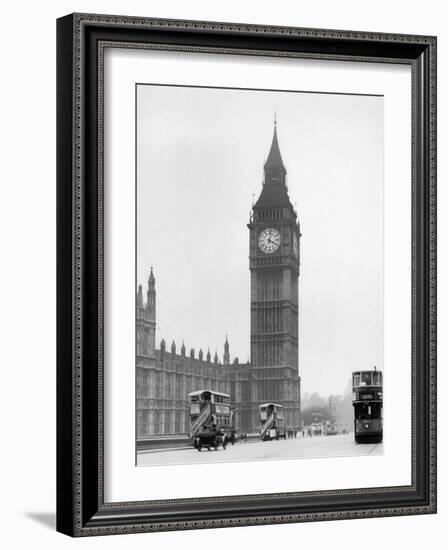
[0, 0, 441, 545]
[135, 84, 384, 466]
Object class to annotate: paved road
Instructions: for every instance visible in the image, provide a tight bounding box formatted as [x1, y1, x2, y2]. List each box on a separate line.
[137, 433, 382, 466]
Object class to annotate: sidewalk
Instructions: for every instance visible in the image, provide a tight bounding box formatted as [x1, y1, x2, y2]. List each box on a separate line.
[137, 434, 261, 454]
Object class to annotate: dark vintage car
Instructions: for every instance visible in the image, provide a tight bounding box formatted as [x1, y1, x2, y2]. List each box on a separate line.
[192, 425, 228, 451]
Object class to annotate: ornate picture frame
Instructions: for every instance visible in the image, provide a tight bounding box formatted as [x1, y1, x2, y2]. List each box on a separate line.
[56, 13, 436, 536]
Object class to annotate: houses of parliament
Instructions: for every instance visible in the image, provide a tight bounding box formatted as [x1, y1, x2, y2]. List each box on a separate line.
[136, 121, 301, 438]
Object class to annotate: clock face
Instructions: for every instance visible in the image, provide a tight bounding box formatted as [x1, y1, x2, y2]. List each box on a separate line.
[258, 228, 281, 254]
[293, 232, 299, 258]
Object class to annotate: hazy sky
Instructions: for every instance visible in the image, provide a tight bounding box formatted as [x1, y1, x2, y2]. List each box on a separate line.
[137, 84, 383, 396]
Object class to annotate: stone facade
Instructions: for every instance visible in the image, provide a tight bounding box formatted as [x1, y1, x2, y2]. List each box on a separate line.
[136, 122, 301, 438]
[136, 289, 253, 436]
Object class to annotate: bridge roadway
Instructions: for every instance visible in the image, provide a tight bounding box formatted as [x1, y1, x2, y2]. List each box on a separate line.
[137, 433, 382, 466]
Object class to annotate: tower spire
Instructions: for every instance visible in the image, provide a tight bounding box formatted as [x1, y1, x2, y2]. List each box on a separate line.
[253, 120, 291, 209]
[223, 334, 230, 365]
[264, 118, 286, 173]
[146, 266, 156, 314]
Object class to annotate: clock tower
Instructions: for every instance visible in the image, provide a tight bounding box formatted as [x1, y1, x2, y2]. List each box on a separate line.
[247, 120, 301, 431]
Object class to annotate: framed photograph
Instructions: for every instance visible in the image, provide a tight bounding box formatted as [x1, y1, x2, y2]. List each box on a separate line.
[57, 13, 437, 536]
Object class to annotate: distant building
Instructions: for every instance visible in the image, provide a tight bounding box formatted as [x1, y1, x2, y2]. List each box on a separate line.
[136, 122, 301, 437]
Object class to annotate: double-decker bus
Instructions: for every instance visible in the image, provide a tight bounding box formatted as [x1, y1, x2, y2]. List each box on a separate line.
[188, 390, 233, 438]
[352, 369, 383, 443]
[259, 403, 286, 441]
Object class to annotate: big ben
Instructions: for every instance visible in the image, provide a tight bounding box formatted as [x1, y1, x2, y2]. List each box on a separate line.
[247, 120, 301, 431]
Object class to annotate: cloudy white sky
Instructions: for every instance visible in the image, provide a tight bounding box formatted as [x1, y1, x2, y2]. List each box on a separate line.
[136, 84, 383, 396]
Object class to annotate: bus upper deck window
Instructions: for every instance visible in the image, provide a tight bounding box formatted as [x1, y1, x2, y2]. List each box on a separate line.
[353, 373, 360, 387]
[362, 372, 372, 385]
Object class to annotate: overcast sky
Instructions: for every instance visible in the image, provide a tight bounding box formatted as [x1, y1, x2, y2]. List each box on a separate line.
[137, 84, 383, 396]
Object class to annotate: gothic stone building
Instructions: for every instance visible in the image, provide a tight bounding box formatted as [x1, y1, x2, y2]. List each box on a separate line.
[137, 122, 301, 438]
